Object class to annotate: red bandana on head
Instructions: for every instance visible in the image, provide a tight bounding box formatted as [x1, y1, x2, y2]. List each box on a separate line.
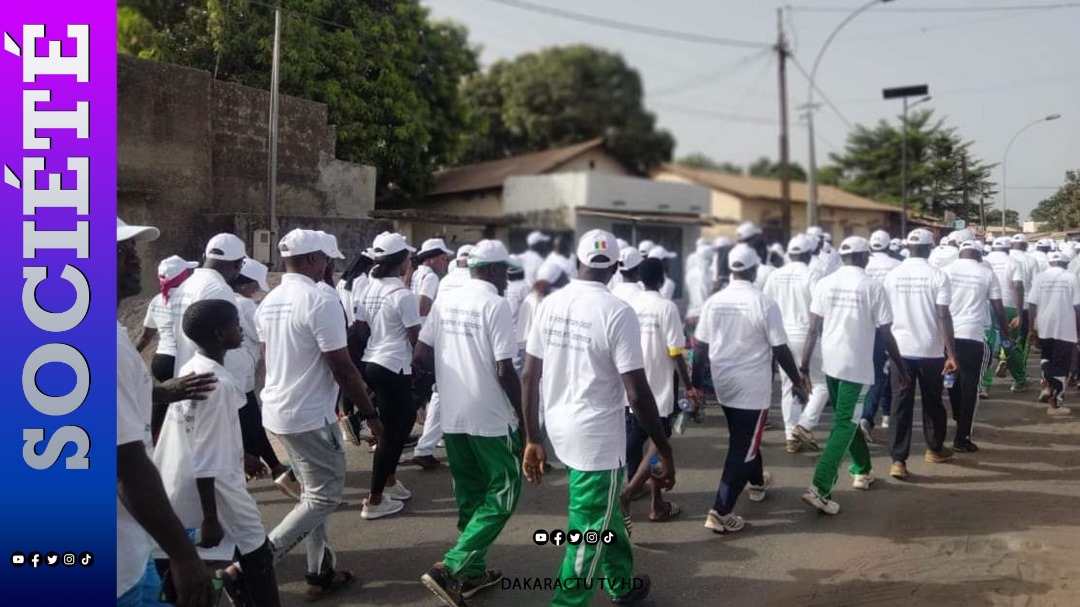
[158, 268, 193, 302]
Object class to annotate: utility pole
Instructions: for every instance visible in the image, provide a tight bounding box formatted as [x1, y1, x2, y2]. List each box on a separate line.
[776, 8, 792, 242]
[267, 7, 282, 267]
[960, 155, 968, 231]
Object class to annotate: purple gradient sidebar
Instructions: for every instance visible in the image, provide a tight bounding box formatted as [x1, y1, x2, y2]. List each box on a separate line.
[0, 3, 116, 603]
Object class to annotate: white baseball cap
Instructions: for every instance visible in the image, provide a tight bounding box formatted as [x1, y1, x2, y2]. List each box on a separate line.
[735, 221, 762, 241]
[239, 258, 270, 291]
[953, 228, 974, 244]
[1011, 233, 1029, 244]
[317, 231, 345, 260]
[526, 231, 551, 246]
[360, 247, 376, 260]
[157, 255, 197, 281]
[695, 237, 708, 248]
[205, 233, 247, 261]
[618, 246, 643, 271]
[889, 238, 903, 251]
[959, 240, 981, 251]
[536, 260, 564, 284]
[371, 231, 415, 257]
[823, 233, 833, 243]
[1048, 251, 1067, 264]
[839, 236, 870, 255]
[713, 236, 732, 248]
[468, 239, 514, 267]
[768, 242, 785, 256]
[616, 238, 630, 250]
[787, 234, 812, 255]
[456, 244, 474, 260]
[940, 237, 950, 246]
[727, 243, 760, 272]
[637, 239, 656, 254]
[419, 237, 454, 257]
[647, 246, 677, 260]
[278, 228, 324, 258]
[1037, 238, 1054, 249]
[869, 230, 891, 251]
[577, 229, 619, 269]
[806, 226, 824, 240]
[117, 217, 160, 243]
[992, 237, 1010, 249]
[907, 228, 935, 246]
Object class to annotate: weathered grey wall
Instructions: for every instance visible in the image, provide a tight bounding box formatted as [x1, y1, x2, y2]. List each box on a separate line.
[117, 55, 379, 290]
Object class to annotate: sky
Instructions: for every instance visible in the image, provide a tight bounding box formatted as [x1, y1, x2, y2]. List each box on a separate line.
[422, 0, 1079, 222]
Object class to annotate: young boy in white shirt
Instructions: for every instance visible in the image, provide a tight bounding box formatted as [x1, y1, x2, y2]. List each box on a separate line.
[154, 299, 281, 606]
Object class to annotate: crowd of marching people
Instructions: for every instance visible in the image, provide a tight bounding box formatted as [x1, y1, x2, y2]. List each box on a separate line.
[116, 213, 1080, 607]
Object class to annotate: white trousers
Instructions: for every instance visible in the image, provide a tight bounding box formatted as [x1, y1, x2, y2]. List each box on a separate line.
[781, 335, 829, 440]
[412, 389, 442, 457]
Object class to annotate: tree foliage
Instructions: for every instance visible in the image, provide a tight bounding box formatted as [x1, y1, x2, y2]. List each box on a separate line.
[675, 153, 742, 175]
[746, 156, 808, 182]
[984, 208, 1021, 229]
[1030, 170, 1080, 230]
[117, 0, 480, 202]
[824, 109, 995, 222]
[460, 45, 675, 174]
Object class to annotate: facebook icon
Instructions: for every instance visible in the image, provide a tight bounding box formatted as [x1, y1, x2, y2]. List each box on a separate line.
[29, 552, 41, 568]
[551, 530, 565, 546]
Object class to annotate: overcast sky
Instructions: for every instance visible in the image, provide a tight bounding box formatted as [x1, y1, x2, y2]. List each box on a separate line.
[423, 0, 1079, 222]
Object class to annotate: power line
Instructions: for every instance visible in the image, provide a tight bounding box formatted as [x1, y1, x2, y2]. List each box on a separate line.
[788, 56, 852, 129]
[476, 0, 772, 49]
[648, 49, 772, 98]
[652, 102, 777, 125]
[788, 2, 1080, 13]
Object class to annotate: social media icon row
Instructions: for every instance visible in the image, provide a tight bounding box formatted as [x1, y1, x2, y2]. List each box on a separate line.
[533, 529, 616, 546]
[11, 552, 92, 568]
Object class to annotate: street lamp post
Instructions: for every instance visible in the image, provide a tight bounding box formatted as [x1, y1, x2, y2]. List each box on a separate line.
[882, 88, 930, 237]
[1001, 113, 1061, 234]
[806, 0, 896, 228]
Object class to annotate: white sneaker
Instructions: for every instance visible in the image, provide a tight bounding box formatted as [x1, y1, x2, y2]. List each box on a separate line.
[881, 415, 890, 429]
[801, 486, 841, 515]
[852, 473, 875, 491]
[704, 509, 745, 534]
[747, 471, 772, 502]
[361, 497, 404, 520]
[859, 419, 875, 444]
[384, 481, 412, 501]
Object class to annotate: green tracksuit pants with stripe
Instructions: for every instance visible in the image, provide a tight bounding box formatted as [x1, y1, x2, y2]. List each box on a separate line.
[551, 467, 634, 607]
[442, 431, 523, 579]
[983, 307, 1026, 388]
[812, 377, 872, 499]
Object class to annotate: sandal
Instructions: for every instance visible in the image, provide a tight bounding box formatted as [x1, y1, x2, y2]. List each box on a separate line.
[305, 570, 356, 602]
[648, 501, 682, 523]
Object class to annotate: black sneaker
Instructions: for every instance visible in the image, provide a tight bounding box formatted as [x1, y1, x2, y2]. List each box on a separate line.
[460, 568, 502, 598]
[421, 564, 467, 607]
[409, 455, 441, 470]
[953, 440, 979, 453]
[611, 574, 651, 605]
[403, 435, 421, 449]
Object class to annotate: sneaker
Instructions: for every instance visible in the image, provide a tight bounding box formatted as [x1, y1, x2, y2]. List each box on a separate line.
[274, 469, 301, 501]
[403, 435, 421, 449]
[995, 360, 1008, 378]
[785, 439, 801, 453]
[361, 497, 404, 520]
[704, 509, 745, 534]
[1011, 381, 1028, 393]
[747, 471, 772, 502]
[384, 481, 412, 501]
[890, 461, 909, 480]
[1039, 384, 1052, 403]
[610, 574, 651, 605]
[794, 425, 820, 451]
[881, 415, 890, 429]
[979, 388, 990, 399]
[801, 486, 840, 515]
[405, 455, 442, 470]
[338, 414, 362, 446]
[1048, 405, 1072, 416]
[461, 569, 502, 599]
[420, 563, 466, 607]
[953, 440, 979, 453]
[852, 473, 875, 491]
[925, 447, 955, 463]
[437, 439, 446, 449]
[858, 419, 875, 444]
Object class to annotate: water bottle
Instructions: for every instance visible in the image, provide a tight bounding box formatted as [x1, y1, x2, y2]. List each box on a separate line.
[673, 397, 693, 434]
[649, 454, 661, 477]
[1001, 338, 1014, 353]
[943, 373, 956, 389]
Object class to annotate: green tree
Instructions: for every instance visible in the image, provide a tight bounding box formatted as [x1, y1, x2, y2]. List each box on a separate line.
[117, 0, 480, 202]
[1030, 170, 1080, 230]
[461, 45, 675, 174]
[825, 109, 994, 223]
[675, 153, 742, 175]
[984, 208, 1021, 229]
[746, 156, 807, 182]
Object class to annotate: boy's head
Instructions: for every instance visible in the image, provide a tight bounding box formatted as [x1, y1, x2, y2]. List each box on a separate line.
[639, 258, 665, 291]
[183, 299, 242, 352]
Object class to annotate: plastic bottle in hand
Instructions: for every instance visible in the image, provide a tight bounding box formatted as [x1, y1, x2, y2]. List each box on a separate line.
[673, 397, 692, 434]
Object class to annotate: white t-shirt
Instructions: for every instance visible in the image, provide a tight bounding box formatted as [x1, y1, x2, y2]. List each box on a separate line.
[1029, 249, 1050, 274]
[763, 261, 818, 338]
[1010, 249, 1039, 295]
[356, 276, 421, 374]
[883, 257, 952, 358]
[928, 245, 959, 269]
[944, 258, 1002, 342]
[143, 293, 178, 356]
[505, 279, 529, 341]
[116, 322, 155, 598]
[526, 280, 644, 472]
[438, 266, 470, 296]
[153, 354, 264, 561]
[810, 248, 841, 277]
[521, 250, 544, 288]
[170, 268, 244, 377]
[336, 279, 355, 326]
[632, 291, 685, 417]
[419, 279, 519, 436]
[612, 280, 645, 305]
[865, 251, 901, 284]
[660, 276, 676, 300]
[694, 280, 788, 410]
[546, 251, 577, 279]
[1027, 266, 1080, 342]
[351, 273, 371, 320]
[811, 265, 893, 385]
[986, 251, 1024, 309]
[256, 273, 347, 435]
[684, 264, 712, 319]
[752, 264, 774, 291]
[411, 265, 440, 321]
[607, 271, 624, 290]
[233, 294, 260, 393]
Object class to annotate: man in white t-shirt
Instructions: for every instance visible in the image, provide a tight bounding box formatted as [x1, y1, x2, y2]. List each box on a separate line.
[694, 244, 805, 533]
[1031, 238, 1053, 273]
[646, 245, 678, 300]
[806, 226, 838, 278]
[257, 228, 382, 598]
[684, 240, 715, 323]
[504, 254, 530, 370]
[415, 240, 523, 605]
[860, 230, 902, 438]
[984, 237, 1026, 394]
[522, 229, 671, 606]
[928, 232, 960, 269]
[520, 230, 551, 287]
[1011, 234, 1041, 388]
[799, 236, 909, 515]
[884, 229, 960, 480]
[944, 241, 1012, 451]
[735, 222, 775, 290]
[612, 247, 646, 304]
[412, 238, 454, 318]
[764, 235, 827, 454]
[116, 218, 217, 607]
[1028, 252, 1080, 415]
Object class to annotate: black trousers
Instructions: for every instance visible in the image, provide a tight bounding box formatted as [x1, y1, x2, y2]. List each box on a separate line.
[240, 391, 282, 470]
[363, 362, 418, 495]
[1040, 338, 1075, 398]
[947, 339, 989, 445]
[889, 357, 948, 462]
[712, 407, 766, 516]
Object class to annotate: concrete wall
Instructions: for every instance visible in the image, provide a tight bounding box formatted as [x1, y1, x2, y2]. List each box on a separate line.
[503, 173, 710, 216]
[117, 55, 378, 288]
